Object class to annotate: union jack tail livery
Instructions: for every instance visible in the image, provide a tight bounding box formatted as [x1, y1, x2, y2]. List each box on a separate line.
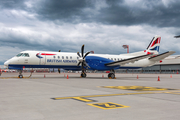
[146, 35, 161, 55]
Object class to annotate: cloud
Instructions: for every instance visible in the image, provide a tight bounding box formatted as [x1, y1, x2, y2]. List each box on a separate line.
[0, 46, 22, 65]
[32, 0, 93, 23]
[95, 0, 180, 27]
[0, 0, 27, 10]
[1, 0, 180, 27]
[22, 0, 180, 28]
[0, 21, 179, 54]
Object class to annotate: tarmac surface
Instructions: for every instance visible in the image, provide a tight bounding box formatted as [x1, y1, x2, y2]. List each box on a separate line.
[0, 72, 180, 120]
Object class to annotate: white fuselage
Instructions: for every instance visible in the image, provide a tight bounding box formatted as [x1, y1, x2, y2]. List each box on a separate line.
[4, 50, 156, 70]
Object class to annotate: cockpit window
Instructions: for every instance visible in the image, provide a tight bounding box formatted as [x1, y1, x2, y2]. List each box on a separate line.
[16, 53, 23, 57]
[16, 53, 30, 57]
[22, 53, 30, 57]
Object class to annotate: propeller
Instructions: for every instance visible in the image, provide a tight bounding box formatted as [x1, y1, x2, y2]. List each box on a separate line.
[77, 45, 90, 72]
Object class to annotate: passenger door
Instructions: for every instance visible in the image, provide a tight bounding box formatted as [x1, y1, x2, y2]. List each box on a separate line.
[39, 53, 46, 65]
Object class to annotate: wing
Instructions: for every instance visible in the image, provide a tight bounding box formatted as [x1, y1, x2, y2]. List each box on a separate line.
[149, 51, 175, 61]
[105, 54, 153, 66]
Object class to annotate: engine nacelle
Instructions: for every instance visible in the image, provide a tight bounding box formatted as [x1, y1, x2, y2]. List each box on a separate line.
[85, 56, 120, 71]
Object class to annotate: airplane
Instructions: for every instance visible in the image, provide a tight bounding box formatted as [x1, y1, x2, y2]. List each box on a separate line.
[174, 35, 180, 38]
[4, 35, 175, 78]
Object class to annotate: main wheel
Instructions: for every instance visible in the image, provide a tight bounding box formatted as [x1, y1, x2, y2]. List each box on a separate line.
[108, 73, 115, 79]
[108, 73, 112, 78]
[81, 73, 86, 78]
[110, 73, 115, 79]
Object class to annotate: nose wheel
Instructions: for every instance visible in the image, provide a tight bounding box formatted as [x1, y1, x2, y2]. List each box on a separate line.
[18, 70, 23, 78]
[18, 75, 23, 78]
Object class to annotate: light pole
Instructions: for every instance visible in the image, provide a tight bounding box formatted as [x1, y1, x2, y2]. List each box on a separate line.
[122, 45, 129, 53]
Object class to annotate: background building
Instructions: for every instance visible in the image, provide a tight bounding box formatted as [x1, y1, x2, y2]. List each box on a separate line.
[116, 55, 180, 74]
[142, 55, 180, 73]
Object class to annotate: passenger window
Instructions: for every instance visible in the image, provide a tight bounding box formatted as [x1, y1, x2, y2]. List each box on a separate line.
[70, 56, 72, 59]
[111, 58, 113, 60]
[58, 56, 60, 59]
[62, 56, 64, 59]
[53, 56, 56, 59]
[114, 58, 116, 61]
[66, 56, 68, 59]
[77, 57, 79, 59]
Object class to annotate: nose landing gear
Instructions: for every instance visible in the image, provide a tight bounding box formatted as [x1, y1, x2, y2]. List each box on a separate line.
[18, 70, 23, 78]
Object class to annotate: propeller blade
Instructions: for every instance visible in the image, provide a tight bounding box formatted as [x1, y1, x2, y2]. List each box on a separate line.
[77, 52, 81, 57]
[77, 45, 90, 73]
[81, 45, 84, 57]
[81, 62, 84, 70]
[83, 52, 90, 59]
[77, 62, 81, 66]
[83, 63, 87, 67]
[58, 68, 60, 73]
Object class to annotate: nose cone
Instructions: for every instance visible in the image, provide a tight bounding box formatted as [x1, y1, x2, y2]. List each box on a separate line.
[4, 60, 9, 67]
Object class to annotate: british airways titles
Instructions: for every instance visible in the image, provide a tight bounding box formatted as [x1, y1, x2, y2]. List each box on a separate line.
[47, 59, 77, 63]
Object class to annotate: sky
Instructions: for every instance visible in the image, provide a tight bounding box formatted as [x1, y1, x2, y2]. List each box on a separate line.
[0, 0, 180, 65]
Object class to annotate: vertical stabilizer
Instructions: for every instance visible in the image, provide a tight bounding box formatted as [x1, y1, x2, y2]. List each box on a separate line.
[121, 35, 161, 56]
[145, 35, 161, 55]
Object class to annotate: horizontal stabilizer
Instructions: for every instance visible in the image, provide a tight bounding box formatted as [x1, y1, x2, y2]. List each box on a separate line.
[105, 54, 153, 66]
[149, 51, 175, 61]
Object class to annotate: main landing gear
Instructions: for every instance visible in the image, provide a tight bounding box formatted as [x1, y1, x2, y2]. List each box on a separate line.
[108, 69, 116, 79]
[18, 70, 23, 78]
[18, 69, 33, 78]
[81, 72, 87, 78]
